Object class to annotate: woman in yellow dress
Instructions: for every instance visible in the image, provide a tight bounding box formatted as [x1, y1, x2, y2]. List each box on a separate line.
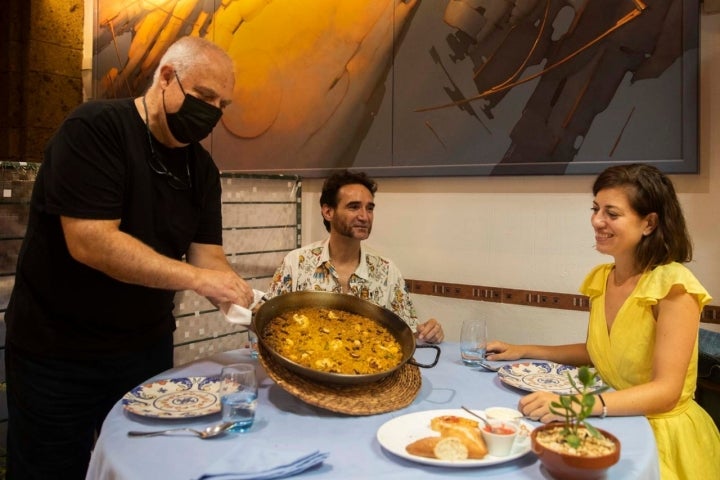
[486, 163, 720, 479]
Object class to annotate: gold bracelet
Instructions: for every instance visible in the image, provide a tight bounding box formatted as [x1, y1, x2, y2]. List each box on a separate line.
[597, 394, 607, 418]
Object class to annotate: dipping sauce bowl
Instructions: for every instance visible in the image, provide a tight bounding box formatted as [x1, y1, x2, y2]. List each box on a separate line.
[481, 419, 519, 457]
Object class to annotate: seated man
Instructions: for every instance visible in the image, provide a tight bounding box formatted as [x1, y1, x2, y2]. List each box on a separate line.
[266, 170, 444, 343]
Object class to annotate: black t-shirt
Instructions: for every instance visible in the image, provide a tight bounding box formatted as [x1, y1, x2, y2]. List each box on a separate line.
[6, 98, 223, 358]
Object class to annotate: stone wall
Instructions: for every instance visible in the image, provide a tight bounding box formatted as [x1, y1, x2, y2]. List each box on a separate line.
[0, 0, 84, 164]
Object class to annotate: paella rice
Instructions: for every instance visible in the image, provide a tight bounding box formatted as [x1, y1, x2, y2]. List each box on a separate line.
[262, 307, 403, 374]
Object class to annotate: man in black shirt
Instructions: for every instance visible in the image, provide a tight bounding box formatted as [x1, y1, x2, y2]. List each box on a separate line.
[4, 36, 253, 479]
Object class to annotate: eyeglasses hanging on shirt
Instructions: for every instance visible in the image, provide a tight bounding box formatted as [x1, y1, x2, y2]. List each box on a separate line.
[144, 124, 193, 190]
[142, 95, 192, 190]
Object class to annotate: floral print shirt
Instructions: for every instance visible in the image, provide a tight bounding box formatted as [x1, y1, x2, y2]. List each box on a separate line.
[266, 239, 418, 329]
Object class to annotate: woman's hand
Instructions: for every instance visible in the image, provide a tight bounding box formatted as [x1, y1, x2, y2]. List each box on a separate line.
[485, 340, 524, 361]
[518, 391, 564, 423]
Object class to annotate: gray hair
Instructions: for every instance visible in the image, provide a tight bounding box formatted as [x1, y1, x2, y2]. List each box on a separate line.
[153, 36, 232, 82]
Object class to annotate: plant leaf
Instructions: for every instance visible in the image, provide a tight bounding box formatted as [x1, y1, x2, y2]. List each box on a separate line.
[578, 365, 593, 386]
[584, 422, 603, 439]
[566, 433, 581, 449]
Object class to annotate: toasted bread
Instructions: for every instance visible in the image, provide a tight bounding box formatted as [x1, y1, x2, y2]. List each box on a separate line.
[405, 436, 470, 461]
[430, 415, 487, 459]
[406, 415, 488, 460]
[430, 415, 479, 431]
[433, 436, 469, 460]
[405, 436, 441, 458]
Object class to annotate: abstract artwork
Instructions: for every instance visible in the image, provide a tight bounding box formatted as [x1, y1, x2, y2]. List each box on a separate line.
[93, 0, 698, 176]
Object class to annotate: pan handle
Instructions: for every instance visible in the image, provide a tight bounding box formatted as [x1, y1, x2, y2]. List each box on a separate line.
[410, 345, 441, 368]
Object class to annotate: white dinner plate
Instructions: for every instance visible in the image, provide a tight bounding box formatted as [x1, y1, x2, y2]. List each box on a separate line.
[122, 376, 222, 419]
[497, 361, 605, 394]
[376, 409, 532, 467]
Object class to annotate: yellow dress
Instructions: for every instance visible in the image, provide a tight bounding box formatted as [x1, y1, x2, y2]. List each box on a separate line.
[581, 262, 720, 480]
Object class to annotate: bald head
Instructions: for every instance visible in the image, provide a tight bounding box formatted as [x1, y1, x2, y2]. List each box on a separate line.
[153, 36, 234, 85]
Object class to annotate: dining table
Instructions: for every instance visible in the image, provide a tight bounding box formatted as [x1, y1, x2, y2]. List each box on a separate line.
[86, 342, 660, 479]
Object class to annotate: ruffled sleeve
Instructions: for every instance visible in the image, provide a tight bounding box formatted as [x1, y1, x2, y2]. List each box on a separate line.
[634, 262, 712, 308]
[579, 263, 613, 299]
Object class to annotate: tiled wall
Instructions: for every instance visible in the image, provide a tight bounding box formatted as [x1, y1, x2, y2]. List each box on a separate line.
[0, 162, 301, 447]
[172, 174, 302, 365]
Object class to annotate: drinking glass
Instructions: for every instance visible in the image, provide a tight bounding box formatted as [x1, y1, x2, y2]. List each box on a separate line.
[247, 330, 259, 359]
[460, 319, 487, 367]
[219, 363, 258, 432]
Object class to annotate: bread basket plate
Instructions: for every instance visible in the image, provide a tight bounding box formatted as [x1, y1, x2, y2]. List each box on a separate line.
[376, 409, 531, 467]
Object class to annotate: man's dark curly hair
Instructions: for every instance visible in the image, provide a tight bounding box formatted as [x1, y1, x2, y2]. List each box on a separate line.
[319, 170, 377, 232]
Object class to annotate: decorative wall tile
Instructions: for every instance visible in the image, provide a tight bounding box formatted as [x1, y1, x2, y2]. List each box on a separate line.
[172, 174, 301, 361]
[0, 166, 302, 363]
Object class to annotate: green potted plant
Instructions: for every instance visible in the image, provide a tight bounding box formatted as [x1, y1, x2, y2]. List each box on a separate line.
[530, 366, 621, 480]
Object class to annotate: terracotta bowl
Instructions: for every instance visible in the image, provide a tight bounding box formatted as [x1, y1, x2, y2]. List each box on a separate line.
[530, 423, 621, 480]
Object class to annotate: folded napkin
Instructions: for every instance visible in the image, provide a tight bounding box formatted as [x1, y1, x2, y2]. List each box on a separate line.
[221, 290, 267, 326]
[197, 440, 329, 480]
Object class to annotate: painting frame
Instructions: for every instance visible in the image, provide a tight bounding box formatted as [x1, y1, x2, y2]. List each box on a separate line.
[92, 0, 699, 178]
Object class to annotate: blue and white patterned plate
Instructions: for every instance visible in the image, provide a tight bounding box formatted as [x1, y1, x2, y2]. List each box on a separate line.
[122, 376, 222, 419]
[497, 362, 604, 394]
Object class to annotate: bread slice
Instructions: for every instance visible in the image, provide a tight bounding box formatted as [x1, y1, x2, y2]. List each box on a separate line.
[405, 415, 489, 461]
[430, 415, 488, 459]
[405, 436, 470, 461]
[433, 436, 469, 460]
[405, 436, 441, 458]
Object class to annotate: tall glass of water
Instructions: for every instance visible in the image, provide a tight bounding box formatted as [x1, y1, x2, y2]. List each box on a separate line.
[220, 363, 258, 432]
[460, 319, 487, 367]
[247, 330, 259, 359]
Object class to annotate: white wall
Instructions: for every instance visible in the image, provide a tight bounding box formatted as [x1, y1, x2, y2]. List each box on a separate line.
[299, 13, 720, 343]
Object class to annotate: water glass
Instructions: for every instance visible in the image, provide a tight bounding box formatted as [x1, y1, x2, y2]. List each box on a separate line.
[460, 319, 487, 367]
[247, 330, 259, 359]
[220, 363, 258, 432]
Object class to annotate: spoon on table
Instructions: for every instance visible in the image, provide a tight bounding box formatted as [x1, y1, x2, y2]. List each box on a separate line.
[475, 360, 501, 372]
[460, 406, 492, 430]
[462, 405, 536, 425]
[128, 421, 235, 439]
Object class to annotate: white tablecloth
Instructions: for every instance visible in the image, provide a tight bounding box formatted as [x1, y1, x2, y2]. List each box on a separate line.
[86, 343, 660, 479]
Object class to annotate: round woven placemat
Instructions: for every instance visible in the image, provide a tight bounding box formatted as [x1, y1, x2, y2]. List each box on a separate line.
[259, 347, 422, 416]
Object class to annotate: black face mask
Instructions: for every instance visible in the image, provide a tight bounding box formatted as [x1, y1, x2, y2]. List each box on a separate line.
[164, 73, 223, 144]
